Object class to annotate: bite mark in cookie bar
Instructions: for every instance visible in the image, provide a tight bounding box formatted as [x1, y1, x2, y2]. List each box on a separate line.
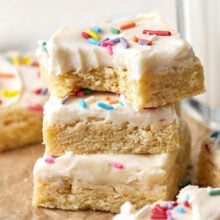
[43, 91, 181, 155]
[0, 52, 48, 151]
[37, 12, 204, 109]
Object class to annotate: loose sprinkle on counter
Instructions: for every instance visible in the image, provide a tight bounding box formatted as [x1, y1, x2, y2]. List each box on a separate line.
[143, 29, 171, 36]
[112, 162, 123, 169]
[97, 101, 114, 110]
[78, 99, 87, 108]
[119, 22, 136, 30]
[61, 95, 70, 105]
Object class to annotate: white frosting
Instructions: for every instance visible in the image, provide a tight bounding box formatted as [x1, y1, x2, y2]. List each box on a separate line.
[0, 53, 48, 111]
[34, 151, 178, 189]
[114, 185, 220, 220]
[37, 12, 195, 80]
[44, 92, 179, 128]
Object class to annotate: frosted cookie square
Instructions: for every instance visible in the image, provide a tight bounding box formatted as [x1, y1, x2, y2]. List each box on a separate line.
[37, 12, 204, 109]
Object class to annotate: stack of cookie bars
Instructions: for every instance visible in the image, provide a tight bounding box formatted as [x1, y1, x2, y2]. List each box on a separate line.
[33, 12, 204, 213]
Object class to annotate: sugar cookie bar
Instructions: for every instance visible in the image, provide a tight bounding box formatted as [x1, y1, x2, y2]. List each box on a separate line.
[33, 121, 190, 213]
[37, 12, 204, 109]
[197, 132, 220, 187]
[0, 52, 48, 151]
[43, 91, 181, 155]
[114, 185, 220, 220]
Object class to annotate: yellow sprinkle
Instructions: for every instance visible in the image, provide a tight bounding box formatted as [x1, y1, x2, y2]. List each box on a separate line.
[87, 29, 100, 40]
[11, 57, 20, 66]
[1, 89, 20, 97]
[22, 56, 32, 65]
[179, 135, 184, 143]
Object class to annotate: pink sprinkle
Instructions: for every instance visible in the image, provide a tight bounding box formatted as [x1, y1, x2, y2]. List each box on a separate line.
[81, 32, 91, 39]
[107, 45, 113, 56]
[44, 156, 55, 164]
[113, 162, 123, 169]
[75, 91, 84, 97]
[27, 104, 43, 111]
[166, 210, 172, 216]
[100, 41, 114, 47]
[34, 88, 42, 95]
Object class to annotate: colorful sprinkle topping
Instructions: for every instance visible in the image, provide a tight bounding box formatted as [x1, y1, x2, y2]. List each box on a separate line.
[107, 45, 113, 56]
[119, 22, 136, 30]
[92, 26, 101, 33]
[81, 31, 91, 39]
[87, 29, 100, 40]
[111, 27, 120, 34]
[143, 29, 171, 36]
[1, 89, 19, 97]
[112, 162, 123, 169]
[97, 101, 114, 110]
[176, 207, 185, 213]
[44, 156, 55, 164]
[41, 41, 48, 53]
[88, 38, 100, 45]
[211, 131, 220, 138]
[78, 99, 87, 108]
[120, 37, 129, 48]
[27, 104, 43, 111]
[61, 95, 71, 105]
[0, 73, 15, 78]
[208, 188, 220, 196]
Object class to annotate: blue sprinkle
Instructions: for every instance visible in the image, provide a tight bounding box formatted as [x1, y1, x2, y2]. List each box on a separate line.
[139, 40, 149, 46]
[78, 99, 87, 108]
[112, 38, 120, 43]
[120, 37, 129, 48]
[40, 88, 48, 95]
[185, 195, 190, 201]
[92, 26, 101, 33]
[176, 207, 185, 214]
[97, 102, 114, 110]
[88, 38, 100, 45]
[210, 131, 220, 138]
[167, 202, 173, 210]
[61, 95, 70, 105]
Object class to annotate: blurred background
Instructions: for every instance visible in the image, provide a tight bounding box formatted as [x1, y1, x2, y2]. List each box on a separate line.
[0, 0, 177, 52]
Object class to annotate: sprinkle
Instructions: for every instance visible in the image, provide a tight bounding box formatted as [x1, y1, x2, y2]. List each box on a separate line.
[183, 201, 190, 208]
[104, 96, 111, 101]
[41, 41, 48, 53]
[100, 40, 114, 47]
[75, 90, 84, 97]
[44, 156, 55, 164]
[111, 38, 120, 43]
[208, 188, 220, 196]
[211, 131, 220, 138]
[97, 101, 114, 110]
[166, 210, 172, 216]
[176, 207, 185, 213]
[92, 26, 101, 33]
[120, 37, 129, 48]
[40, 88, 48, 95]
[27, 104, 43, 111]
[87, 29, 100, 40]
[181, 178, 192, 187]
[119, 22, 136, 30]
[98, 38, 110, 45]
[172, 201, 178, 207]
[109, 99, 119, 104]
[88, 38, 100, 45]
[78, 99, 87, 108]
[81, 31, 91, 39]
[111, 27, 120, 34]
[34, 88, 42, 95]
[32, 61, 40, 68]
[138, 38, 152, 46]
[11, 57, 20, 66]
[167, 202, 174, 210]
[107, 45, 113, 56]
[134, 205, 150, 218]
[185, 195, 190, 201]
[143, 29, 171, 36]
[0, 73, 15, 78]
[112, 162, 123, 169]
[1, 89, 19, 97]
[22, 56, 32, 65]
[61, 95, 70, 105]
[131, 36, 139, 42]
[80, 88, 92, 95]
[205, 143, 211, 153]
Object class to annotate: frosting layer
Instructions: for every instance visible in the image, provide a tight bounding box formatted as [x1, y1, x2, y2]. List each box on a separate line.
[38, 12, 195, 80]
[44, 92, 179, 128]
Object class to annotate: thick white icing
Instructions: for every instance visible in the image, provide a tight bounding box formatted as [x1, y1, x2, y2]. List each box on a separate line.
[114, 185, 220, 220]
[34, 151, 178, 189]
[37, 12, 195, 80]
[0, 53, 48, 111]
[44, 92, 179, 128]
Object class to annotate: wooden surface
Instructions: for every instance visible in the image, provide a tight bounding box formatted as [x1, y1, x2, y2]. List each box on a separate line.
[0, 114, 212, 220]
